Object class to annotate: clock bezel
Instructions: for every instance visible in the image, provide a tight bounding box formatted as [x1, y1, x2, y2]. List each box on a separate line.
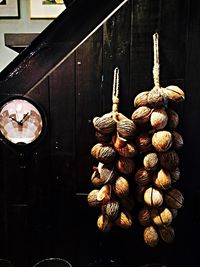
[0, 95, 47, 147]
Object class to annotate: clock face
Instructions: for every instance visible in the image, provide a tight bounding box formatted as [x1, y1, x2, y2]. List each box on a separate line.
[0, 99, 43, 145]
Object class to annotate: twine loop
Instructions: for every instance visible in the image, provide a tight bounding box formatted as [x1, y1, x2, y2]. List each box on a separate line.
[112, 67, 120, 121]
[153, 33, 160, 88]
[152, 33, 168, 107]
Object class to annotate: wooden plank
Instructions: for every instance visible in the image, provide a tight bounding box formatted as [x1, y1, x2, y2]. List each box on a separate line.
[47, 55, 77, 263]
[7, 204, 29, 267]
[75, 29, 103, 192]
[49, 54, 76, 190]
[102, 1, 131, 116]
[184, 0, 200, 187]
[4, 33, 39, 53]
[0, 141, 8, 259]
[0, 142, 41, 266]
[130, 0, 162, 100]
[26, 79, 67, 263]
[159, 0, 187, 84]
[130, 0, 187, 95]
[180, 0, 200, 266]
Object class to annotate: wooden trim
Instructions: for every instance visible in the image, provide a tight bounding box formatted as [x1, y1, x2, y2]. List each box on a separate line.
[4, 33, 39, 53]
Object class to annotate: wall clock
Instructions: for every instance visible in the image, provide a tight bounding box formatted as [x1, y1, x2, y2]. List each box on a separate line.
[0, 98, 44, 145]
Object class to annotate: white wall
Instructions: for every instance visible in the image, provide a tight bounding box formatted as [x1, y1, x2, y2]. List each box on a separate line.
[0, 0, 53, 71]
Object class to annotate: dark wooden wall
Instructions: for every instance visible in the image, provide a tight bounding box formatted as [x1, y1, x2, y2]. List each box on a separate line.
[0, 0, 199, 266]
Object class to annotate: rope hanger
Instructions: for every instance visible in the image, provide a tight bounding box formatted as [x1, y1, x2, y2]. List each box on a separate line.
[112, 67, 120, 121]
[153, 32, 160, 88]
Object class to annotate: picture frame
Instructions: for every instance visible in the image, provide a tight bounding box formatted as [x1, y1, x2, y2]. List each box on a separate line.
[30, 0, 66, 19]
[0, 0, 19, 19]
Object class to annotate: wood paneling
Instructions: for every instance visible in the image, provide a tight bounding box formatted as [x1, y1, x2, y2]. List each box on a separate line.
[49, 54, 76, 190]
[75, 29, 103, 192]
[0, 0, 198, 266]
[103, 1, 131, 116]
[181, 0, 200, 266]
[131, 0, 161, 97]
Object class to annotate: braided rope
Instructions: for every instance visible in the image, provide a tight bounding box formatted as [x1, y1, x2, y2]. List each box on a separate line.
[112, 67, 120, 121]
[153, 33, 160, 88]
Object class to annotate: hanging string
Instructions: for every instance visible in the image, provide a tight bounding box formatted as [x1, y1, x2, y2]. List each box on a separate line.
[112, 67, 120, 121]
[153, 0, 162, 89]
[153, 33, 160, 88]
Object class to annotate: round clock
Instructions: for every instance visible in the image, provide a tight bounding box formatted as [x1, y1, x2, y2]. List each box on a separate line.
[0, 98, 44, 145]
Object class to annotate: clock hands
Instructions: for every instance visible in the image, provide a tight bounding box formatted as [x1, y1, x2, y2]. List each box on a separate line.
[9, 112, 30, 125]
[19, 112, 30, 124]
[9, 115, 20, 124]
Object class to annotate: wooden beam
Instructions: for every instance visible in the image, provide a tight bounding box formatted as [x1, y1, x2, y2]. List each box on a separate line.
[4, 34, 39, 53]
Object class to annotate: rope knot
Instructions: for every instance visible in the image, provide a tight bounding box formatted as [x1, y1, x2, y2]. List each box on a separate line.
[112, 67, 120, 115]
[112, 96, 119, 104]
